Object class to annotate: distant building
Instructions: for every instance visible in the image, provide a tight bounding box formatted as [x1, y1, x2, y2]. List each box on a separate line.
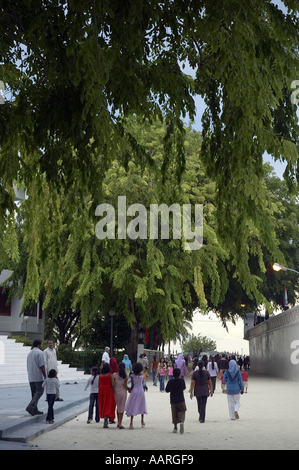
[243, 312, 265, 338]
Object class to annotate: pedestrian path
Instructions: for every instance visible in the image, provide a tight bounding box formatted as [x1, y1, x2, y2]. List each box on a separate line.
[0, 380, 88, 446]
[28, 372, 299, 451]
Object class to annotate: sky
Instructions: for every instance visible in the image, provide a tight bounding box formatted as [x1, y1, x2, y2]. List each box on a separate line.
[170, 311, 249, 357]
[177, 0, 291, 354]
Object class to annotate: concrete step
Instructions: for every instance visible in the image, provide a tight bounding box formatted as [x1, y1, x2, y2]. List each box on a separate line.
[0, 384, 89, 443]
[0, 336, 86, 385]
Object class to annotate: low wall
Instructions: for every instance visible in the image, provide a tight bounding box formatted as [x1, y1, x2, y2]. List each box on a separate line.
[245, 305, 299, 381]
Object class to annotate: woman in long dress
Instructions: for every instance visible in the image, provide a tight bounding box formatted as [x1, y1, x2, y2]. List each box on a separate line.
[98, 363, 116, 428]
[111, 362, 129, 429]
[125, 362, 148, 429]
[175, 354, 189, 381]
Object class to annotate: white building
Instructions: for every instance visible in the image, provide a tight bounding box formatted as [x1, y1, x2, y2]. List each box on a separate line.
[0, 269, 45, 340]
[0, 185, 45, 340]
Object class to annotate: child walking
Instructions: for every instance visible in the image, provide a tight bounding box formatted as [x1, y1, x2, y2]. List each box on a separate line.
[125, 362, 148, 429]
[84, 366, 100, 423]
[142, 367, 149, 391]
[165, 368, 186, 434]
[167, 362, 174, 380]
[42, 369, 60, 424]
[157, 362, 167, 392]
[241, 368, 249, 393]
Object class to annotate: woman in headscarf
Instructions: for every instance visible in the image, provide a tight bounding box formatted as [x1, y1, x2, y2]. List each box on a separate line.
[122, 354, 133, 376]
[110, 357, 119, 374]
[223, 360, 244, 420]
[175, 354, 189, 381]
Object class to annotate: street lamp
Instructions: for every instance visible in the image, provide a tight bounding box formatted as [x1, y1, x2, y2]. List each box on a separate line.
[24, 316, 29, 338]
[109, 310, 116, 356]
[273, 263, 299, 275]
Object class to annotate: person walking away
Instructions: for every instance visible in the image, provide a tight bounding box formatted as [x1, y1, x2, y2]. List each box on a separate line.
[207, 356, 218, 392]
[223, 360, 244, 420]
[42, 369, 60, 424]
[110, 357, 119, 374]
[218, 354, 229, 377]
[175, 354, 189, 381]
[150, 356, 159, 386]
[111, 362, 130, 429]
[44, 340, 63, 401]
[219, 373, 227, 394]
[26, 339, 47, 416]
[241, 368, 249, 393]
[98, 362, 116, 428]
[142, 367, 149, 391]
[84, 366, 100, 424]
[125, 362, 148, 429]
[190, 360, 213, 423]
[165, 368, 187, 434]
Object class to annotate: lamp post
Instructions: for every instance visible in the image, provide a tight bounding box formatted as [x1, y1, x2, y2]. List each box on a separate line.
[109, 310, 116, 357]
[273, 263, 299, 275]
[273, 263, 299, 311]
[24, 316, 29, 338]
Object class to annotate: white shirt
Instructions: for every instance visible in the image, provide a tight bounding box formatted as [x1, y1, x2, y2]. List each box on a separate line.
[84, 375, 99, 394]
[102, 351, 110, 364]
[207, 361, 219, 377]
[27, 347, 46, 382]
[42, 377, 60, 394]
[44, 347, 59, 373]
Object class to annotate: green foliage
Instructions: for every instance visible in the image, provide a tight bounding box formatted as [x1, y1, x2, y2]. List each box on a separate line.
[10, 336, 33, 347]
[1, 1, 299, 292]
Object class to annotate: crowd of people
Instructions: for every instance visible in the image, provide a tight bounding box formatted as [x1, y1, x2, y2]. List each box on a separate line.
[26, 340, 250, 432]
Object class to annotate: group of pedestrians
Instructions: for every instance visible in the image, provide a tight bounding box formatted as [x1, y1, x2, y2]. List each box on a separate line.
[85, 351, 147, 429]
[26, 340, 248, 431]
[26, 339, 62, 424]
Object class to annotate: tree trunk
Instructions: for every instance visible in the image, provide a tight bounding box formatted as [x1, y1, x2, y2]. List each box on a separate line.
[123, 297, 142, 363]
[124, 323, 139, 364]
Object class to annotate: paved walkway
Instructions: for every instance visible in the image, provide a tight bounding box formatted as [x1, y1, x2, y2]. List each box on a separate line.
[20, 372, 299, 451]
[0, 380, 88, 450]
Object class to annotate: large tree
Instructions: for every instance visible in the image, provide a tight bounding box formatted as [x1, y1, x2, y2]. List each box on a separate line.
[1, 1, 299, 308]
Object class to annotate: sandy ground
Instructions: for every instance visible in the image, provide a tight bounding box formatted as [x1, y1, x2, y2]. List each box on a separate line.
[29, 373, 299, 451]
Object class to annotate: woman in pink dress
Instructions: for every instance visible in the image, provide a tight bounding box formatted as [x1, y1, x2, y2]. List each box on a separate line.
[125, 362, 148, 429]
[111, 362, 129, 429]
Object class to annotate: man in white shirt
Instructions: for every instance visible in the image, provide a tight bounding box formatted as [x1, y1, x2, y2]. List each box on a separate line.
[101, 347, 110, 367]
[44, 340, 63, 401]
[26, 339, 47, 416]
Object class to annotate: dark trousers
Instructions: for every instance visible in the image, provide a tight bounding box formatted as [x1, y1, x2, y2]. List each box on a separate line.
[196, 395, 208, 422]
[88, 393, 100, 422]
[211, 376, 217, 392]
[27, 381, 44, 414]
[46, 394, 56, 421]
